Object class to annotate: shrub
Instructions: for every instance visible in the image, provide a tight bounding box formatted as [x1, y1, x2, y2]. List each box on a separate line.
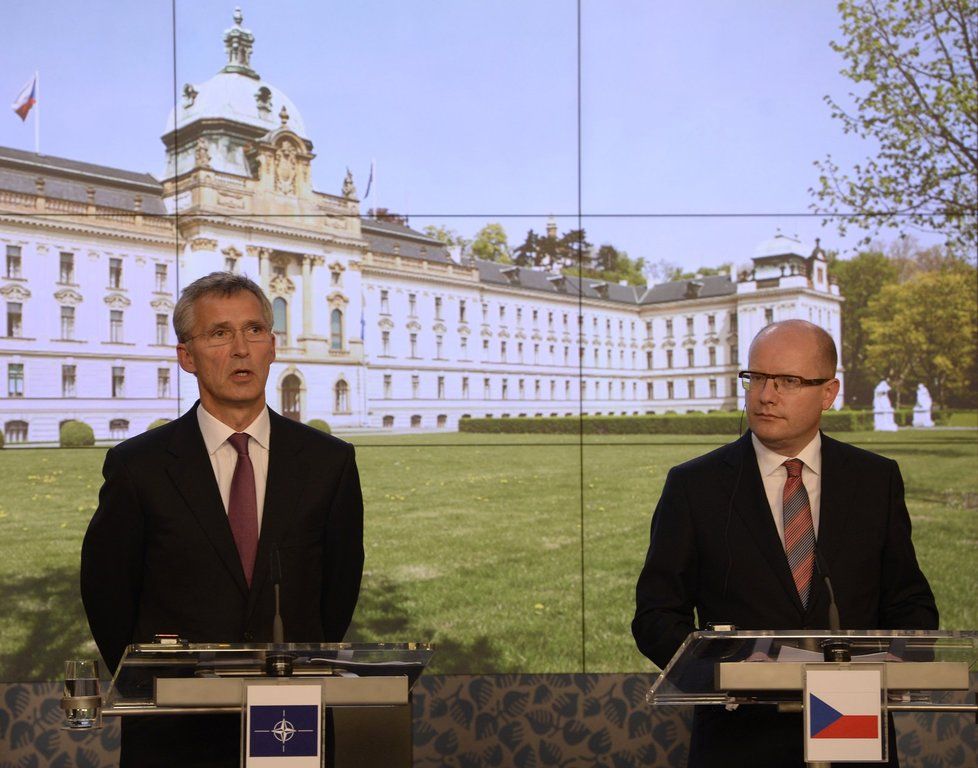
[146, 418, 171, 431]
[306, 419, 331, 434]
[60, 420, 95, 447]
[459, 410, 874, 435]
[0, 430, 5, 449]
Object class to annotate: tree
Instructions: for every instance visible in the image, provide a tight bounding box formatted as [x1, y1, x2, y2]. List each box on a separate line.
[665, 263, 733, 281]
[564, 243, 649, 286]
[469, 223, 511, 263]
[422, 225, 470, 259]
[811, 0, 977, 253]
[828, 250, 899, 405]
[513, 227, 591, 270]
[864, 268, 977, 408]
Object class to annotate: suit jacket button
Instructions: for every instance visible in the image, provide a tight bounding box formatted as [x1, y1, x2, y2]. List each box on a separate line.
[243, 632, 254, 641]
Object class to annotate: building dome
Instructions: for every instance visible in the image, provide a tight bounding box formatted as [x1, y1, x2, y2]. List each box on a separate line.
[753, 231, 812, 259]
[163, 8, 308, 139]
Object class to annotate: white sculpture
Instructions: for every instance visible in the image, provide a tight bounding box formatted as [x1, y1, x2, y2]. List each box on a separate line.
[912, 383, 934, 428]
[873, 380, 898, 431]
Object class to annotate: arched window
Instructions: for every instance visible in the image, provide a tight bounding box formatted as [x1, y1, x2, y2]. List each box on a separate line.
[4, 420, 28, 443]
[330, 308, 343, 351]
[410, 415, 422, 428]
[334, 379, 349, 413]
[273, 297, 288, 344]
[281, 374, 301, 421]
[382, 415, 394, 429]
[109, 419, 129, 440]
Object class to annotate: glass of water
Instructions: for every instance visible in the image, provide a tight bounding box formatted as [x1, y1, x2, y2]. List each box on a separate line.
[63, 659, 101, 729]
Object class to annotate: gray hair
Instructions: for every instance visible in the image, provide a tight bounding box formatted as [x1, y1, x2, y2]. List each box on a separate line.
[173, 272, 273, 343]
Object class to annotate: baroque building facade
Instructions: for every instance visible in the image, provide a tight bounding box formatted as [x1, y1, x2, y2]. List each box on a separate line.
[0, 11, 842, 443]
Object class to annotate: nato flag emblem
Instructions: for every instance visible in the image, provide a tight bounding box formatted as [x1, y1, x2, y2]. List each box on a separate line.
[250, 705, 319, 756]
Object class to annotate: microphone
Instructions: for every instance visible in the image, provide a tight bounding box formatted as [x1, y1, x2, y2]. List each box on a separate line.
[265, 545, 293, 677]
[815, 548, 849, 661]
[271, 545, 285, 644]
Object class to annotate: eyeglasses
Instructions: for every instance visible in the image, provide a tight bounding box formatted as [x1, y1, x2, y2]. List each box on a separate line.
[185, 323, 274, 348]
[739, 370, 832, 393]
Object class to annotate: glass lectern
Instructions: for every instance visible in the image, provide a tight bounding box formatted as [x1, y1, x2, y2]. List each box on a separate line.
[647, 630, 977, 765]
[88, 641, 434, 767]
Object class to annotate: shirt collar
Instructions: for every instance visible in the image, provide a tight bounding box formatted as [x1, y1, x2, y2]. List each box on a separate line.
[751, 431, 822, 478]
[196, 404, 271, 456]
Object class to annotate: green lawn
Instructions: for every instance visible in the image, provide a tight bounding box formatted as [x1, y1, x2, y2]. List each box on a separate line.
[0, 429, 974, 681]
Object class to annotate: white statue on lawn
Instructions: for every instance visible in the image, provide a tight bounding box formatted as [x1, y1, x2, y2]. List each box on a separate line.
[873, 380, 898, 431]
[912, 383, 934, 428]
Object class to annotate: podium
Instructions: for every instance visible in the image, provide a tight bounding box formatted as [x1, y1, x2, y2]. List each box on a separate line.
[647, 630, 977, 765]
[98, 640, 434, 767]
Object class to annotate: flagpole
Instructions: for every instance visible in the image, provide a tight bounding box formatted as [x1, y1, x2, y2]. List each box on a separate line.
[33, 70, 40, 155]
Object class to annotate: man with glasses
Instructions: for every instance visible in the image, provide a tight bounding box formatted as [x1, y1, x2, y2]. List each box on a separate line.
[633, 319, 936, 767]
[81, 272, 364, 767]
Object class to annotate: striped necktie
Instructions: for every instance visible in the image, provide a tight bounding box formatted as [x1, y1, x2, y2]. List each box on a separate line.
[783, 458, 815, 607]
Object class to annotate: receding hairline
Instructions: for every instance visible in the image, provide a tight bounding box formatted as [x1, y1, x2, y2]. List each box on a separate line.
[749, 320, 837, 375]
[173, 272, 273, 343]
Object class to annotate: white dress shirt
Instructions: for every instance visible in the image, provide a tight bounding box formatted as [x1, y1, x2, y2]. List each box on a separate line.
[196, 405, 270, 529]
[751, 432, 822, 547]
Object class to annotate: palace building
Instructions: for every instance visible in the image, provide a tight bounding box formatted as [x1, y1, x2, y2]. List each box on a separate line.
[0, 11, 842, 443]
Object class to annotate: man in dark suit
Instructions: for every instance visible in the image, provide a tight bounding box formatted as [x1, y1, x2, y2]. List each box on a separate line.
[633, 319, 937, 768]
[81, 272, 364, 766]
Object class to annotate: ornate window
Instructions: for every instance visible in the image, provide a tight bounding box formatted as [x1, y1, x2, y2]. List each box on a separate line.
[158, 369, 170, 398]
[330, 308, 343, 351]
[7, 364, 24, 398]
[60, 252, 75, 283]
[108, 257, 123, 289]
[111, 366, 125, 398]
[4, 420, 28, 443]
[62, 365, 76, 397]
[281, 374, 301, 421]
[273, 297, 288, 344]
[6, 302, 22, 337]
[5, 245, 22, 278]
[156, 314, 169, 345]
[61, 306, 75, 340]
[383, 415, 394, 428]
[110, 310, 123, 343]
[334, 379, 350, 413]
[155, 263, 168, 291]
[110, 419, 129, 440]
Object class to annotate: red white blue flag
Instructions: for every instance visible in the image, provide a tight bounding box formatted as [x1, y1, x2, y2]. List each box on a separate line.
[12, 75, 37, 121]
[804, 666, 884, 762]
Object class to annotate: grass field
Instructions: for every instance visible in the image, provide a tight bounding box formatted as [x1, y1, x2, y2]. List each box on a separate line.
[0, 429, 974, 681]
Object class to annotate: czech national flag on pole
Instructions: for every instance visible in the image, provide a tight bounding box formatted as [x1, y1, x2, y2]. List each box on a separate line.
[12, 75, 38, 121]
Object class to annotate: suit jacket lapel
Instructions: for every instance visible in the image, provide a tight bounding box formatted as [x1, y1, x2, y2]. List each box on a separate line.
[165, 405, 250, 598]
[246, 410, 308, 621]
[814, 432, 852, 565]
[728, 432, 806, 615]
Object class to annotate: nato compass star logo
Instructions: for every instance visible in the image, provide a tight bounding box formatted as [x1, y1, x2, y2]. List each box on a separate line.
[250, 705, 319, 757]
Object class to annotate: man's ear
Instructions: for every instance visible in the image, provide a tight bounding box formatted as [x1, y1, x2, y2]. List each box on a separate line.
[821, 378, 841, 411]
[177, 343, 197, 375]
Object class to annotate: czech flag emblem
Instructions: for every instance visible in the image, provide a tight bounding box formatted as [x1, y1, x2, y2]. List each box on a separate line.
[12, 75, 37, 121]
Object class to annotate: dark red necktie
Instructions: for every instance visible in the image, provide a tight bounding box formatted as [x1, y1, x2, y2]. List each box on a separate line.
[783, 458, 815, 607]
[227, 433, 258, 588]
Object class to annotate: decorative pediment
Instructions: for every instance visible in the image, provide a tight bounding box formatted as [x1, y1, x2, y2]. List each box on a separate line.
[481, 327, 494, 338]
[406, 320, 422, 332]
[35, 244, 50, 254]
[151, 297, 175, 312]
[530, 330, 542, 341]
[328, 261, 346, 274]
[457, 325, 471, 337]
[546, 333, 557, 342]
[103, 293, 131, 309]
[268, 274, 295, 296]
[432, 322, 447, 334]
[222, 245, 243, 260]
[642, 340, 656, 350]
[681, 337, 697, 348]
[661, 338, 676, 349]
[190, 238, 218, 252]
[53, 288, 83, 306]
[514, 329, 526, 340]
[326, 291, 349, 306]
[378, 317, 394, 330]
[703, 333, 720, 345]
[0, 284, 31, 300]
[497, 329, 510, 339]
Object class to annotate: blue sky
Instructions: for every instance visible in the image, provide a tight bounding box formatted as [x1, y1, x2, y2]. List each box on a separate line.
[1, 1, 938, 275]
